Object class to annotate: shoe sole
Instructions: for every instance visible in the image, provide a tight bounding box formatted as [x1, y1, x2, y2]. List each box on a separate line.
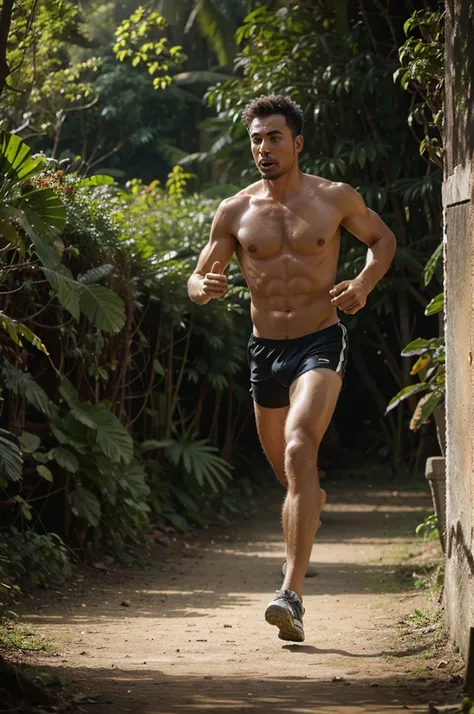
[265, 604, 305, 642]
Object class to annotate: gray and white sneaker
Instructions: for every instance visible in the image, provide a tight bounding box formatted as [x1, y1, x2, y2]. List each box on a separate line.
[264, 589, 305, 642]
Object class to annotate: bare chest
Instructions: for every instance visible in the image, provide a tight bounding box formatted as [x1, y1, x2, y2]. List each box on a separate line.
[235, 199, 341, 258]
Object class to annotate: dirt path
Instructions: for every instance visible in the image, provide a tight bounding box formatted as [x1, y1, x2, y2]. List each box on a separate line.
[15, 478, 462, 713]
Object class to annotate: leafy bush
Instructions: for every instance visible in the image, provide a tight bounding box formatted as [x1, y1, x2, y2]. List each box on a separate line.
[0, 129, 258, 579]
[0, 529, 73, 589]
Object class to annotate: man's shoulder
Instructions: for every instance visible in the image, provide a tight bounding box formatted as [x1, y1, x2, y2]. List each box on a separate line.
[217, 182, 260, 215]
[305, 175, 364, 212]
[304, 174, 352, 197]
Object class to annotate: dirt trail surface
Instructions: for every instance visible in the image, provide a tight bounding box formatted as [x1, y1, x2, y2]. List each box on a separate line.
[15, 479, 462, 713]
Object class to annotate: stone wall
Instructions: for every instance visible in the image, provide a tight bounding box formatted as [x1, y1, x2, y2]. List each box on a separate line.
[443, 0, 474, 658]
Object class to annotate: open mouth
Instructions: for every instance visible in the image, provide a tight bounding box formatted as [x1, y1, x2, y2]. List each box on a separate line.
[259, 160, 277, 170]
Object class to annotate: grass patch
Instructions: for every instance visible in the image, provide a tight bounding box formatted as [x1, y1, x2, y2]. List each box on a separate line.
[0, 624, 54, 653]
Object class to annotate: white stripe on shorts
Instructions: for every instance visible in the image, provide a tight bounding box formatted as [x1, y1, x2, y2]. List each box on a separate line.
[336, 323, 348, 373]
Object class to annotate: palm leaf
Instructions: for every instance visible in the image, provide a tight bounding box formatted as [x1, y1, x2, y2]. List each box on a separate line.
[165, 435, 232, 491]
[22, 188, 66, 233]
[0, 131, 46, 182]
[158, 0, 190, 26]
[0, 429, 23, 483]
[71, 404, 134, 464]
[195, 0, 236, 66]
[2, 360, 56, 418]
[0, 311, 49, 355]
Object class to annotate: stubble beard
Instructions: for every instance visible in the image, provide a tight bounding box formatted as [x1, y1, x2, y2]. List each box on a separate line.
[259, 168, 283, 181]
[258, 151, 297, 182]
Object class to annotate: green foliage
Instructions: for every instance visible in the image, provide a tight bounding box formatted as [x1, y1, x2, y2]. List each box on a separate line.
[386, 332, 445, 431]
[0, 132, 126, 334]
[165, 433, 232, 493]
[0, 529, 74, 588]
[462, 697, 474, 714]
[0, 430, 23, 485]
[415, 514, 439, 540]
[395, 9, 444, 165]
[113, 7, 186, 90]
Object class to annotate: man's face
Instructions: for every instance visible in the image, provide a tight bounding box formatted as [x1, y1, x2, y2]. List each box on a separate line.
[249, 114, 303, 181]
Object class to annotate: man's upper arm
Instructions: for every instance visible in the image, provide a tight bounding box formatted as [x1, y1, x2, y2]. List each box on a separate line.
[338, 184, 392, 247]
[193, 200, 237, 276]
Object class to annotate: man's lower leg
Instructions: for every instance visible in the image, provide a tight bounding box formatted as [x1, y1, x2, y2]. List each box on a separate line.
[281, 438, 323, 599]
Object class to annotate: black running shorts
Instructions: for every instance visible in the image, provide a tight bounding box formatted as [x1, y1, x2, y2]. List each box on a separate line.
[247, 322, 348, 409]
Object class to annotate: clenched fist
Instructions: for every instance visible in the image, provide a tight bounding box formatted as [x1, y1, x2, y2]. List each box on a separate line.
[329, 277, 369, 315]
[202, 261, 228, 299]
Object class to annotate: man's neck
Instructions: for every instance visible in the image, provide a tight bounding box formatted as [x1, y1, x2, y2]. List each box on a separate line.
[262, 165, 303, 202]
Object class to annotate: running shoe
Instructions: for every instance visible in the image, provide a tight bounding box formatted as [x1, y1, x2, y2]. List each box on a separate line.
[264, 589, 305, 642]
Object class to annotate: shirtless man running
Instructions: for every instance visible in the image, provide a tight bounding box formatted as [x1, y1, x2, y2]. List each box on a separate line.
[188, 95, 396, 643]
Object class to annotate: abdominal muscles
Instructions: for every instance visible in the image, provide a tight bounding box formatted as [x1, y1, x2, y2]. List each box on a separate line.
[245, 253, 339, 339]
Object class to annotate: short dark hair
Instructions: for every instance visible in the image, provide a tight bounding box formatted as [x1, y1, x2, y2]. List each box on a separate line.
[241, 95, 304, 137]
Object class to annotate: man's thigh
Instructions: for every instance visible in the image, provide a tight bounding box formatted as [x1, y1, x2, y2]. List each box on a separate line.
[285, 368, 342, 444]
[254, 403, 289, 476]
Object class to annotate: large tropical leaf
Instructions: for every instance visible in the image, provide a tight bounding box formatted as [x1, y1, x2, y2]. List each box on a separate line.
[192, 0, 237, 66]
[0, 429, 23, 483]
[70, 485, 101, 527]
[42, 268, 125, 332]
[22, 187, 66, 233]
[0, 131, 46, 182]
[19, 205, 63, 268]
[0, 312, 49, 355]
[2, 360, 56, 419]
[115, 462, 151, 503]
[77, 264, 114, 284]
[78, 284, 125, 333]
[71, 404, 134, 464]
[41, 266, 81, 320]
[19, 431, 41, 454]
[48, 447, 79, 473]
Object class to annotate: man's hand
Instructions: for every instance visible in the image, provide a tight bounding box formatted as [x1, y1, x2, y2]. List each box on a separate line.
[202, 261, 228, 299]
[329, 278, 369, 315]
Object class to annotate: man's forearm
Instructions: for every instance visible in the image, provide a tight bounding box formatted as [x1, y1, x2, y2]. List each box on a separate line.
[188, 274, 211, 305]
[356, 233, 396, 293]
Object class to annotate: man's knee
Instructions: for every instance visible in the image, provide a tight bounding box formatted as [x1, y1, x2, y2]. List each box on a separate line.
[284, 428, 320, 478]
